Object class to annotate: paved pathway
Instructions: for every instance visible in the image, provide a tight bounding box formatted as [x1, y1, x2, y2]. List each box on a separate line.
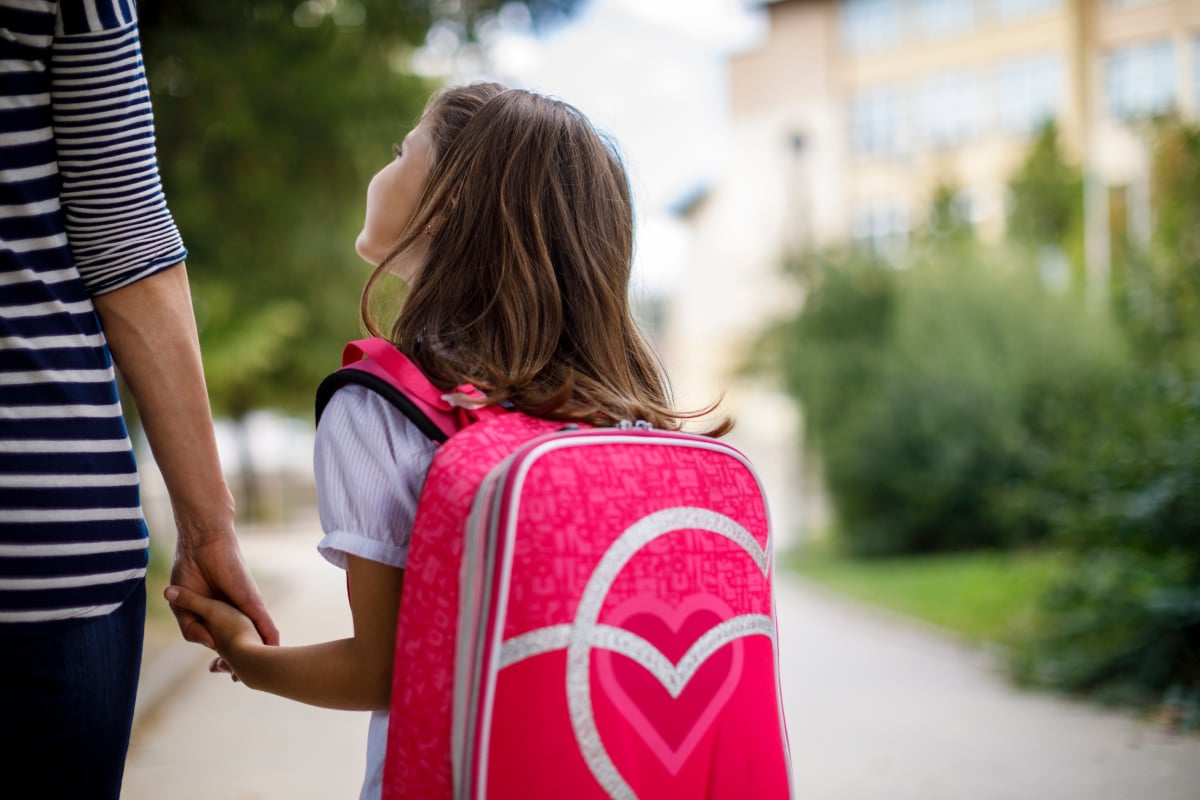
[123, 521, 367, 799]
[776, 578, 1200, 799]
[123, 521, 1200, 799]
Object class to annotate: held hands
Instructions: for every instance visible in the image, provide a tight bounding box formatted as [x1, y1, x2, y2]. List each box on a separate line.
[165, 585, 262, 682]
[170, 532, 280, 649]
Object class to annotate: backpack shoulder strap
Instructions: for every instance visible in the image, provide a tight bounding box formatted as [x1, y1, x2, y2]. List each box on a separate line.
[315, 338, 463, 443]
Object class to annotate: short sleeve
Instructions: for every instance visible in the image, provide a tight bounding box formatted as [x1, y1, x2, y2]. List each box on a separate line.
[314, 384, 438, 571]
[50, 1, 187, 295]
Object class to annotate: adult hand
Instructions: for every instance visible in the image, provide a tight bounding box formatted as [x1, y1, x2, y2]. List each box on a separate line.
[170, 531, 280, 649]
[91, 265, 280, 649]
[164, 584, 261, 668]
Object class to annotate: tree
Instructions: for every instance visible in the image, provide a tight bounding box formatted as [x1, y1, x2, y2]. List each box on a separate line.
[760, 243, 1124, 557]
[1118, 121, 1200, 374]
[1006, 122, 1083, 247]
[1005, 122, 1084, 295]
[1011, 120, 1200, 721]
[137, 0, 584, 516]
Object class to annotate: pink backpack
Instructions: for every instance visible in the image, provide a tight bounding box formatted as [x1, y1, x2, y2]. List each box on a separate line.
[317, 338, 793, 799]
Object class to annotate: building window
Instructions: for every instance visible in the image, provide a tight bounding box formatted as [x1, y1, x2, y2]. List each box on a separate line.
[990, 0, 1061, 22]
[1105, 40, 1175, 118]
[849, 87, 906, 156]
[841, 0, 902, 53]
[995, 54, 1063, 133]
[919, 71, 981, 149]
[852, 202, 909, 256]
[917, 0, 975, 38]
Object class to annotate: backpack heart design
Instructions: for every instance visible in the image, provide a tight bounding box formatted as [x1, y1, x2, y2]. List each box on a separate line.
[595, 593, 745, 775]
[321, 339, 793, 799]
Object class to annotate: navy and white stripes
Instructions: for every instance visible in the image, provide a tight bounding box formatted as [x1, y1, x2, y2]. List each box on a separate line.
[52, 12, 185, 294]
[54, 0, 137, 33]
[0, 0, 185, 623]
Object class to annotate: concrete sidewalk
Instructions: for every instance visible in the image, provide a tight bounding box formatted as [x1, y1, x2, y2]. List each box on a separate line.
[776, 578, 1200, 799]
[123, 520, 367, 799]
[123, 520, 1200, 799]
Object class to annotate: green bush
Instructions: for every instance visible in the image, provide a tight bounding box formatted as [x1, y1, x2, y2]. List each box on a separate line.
[1009, 122, 1200, 722]
[764, 119, 1200, 718]
[1011, 377, 1200, 725]
[765, 245, 1128, 556]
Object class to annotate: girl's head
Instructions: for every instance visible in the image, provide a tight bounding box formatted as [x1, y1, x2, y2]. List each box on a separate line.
[360, 82, 723, 432]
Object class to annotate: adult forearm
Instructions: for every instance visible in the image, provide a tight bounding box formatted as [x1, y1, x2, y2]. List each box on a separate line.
[92, 262, 234, 539]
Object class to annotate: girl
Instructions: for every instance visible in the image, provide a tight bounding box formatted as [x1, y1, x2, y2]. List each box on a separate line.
[165, 82, 725, 799]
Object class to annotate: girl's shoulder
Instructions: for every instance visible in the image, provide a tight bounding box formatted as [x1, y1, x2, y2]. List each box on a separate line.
[316, 383, 439, 467]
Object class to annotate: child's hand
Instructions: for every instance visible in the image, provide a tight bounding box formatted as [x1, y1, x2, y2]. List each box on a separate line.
[209, 656, 242, 683]
[164, 585, 263, 670]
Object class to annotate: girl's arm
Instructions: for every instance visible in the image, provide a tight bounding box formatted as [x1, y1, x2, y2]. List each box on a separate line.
[165, 554, 403, 711]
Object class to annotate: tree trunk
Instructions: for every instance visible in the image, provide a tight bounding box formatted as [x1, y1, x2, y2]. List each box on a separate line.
[233, 412, 260, 522]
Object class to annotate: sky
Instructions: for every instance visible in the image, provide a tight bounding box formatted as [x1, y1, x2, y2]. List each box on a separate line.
[417, 0, 768, 294]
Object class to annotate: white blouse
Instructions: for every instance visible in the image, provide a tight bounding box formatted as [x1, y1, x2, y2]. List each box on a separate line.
[313, 383, 438, 800]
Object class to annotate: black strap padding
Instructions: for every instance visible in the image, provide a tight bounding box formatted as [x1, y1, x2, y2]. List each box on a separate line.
[315, 370, 449, 444]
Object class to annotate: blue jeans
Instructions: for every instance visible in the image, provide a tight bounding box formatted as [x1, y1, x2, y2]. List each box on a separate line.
[0, 581, 146, 799]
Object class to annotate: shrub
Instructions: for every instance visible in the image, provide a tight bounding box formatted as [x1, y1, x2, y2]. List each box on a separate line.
[1009, 122, 1200, 722]
[763, 119, 1200, 716]
[1011, 369, 1200, 725]
[764, 244, 1129, 556]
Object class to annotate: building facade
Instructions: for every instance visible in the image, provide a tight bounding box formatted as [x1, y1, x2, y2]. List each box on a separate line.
[730, 0, 1196, 252]
[663, 0, 1197, 544]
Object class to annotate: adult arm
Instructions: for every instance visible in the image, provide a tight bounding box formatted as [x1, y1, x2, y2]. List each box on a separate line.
[93, 267, 279, 647]
[166, 555, 403, 710]
[163, 387, 430, 707]
[50, 4, 277, 646]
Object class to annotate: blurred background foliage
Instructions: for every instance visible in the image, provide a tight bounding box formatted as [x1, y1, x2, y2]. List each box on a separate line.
[136, 0, 582, 513]
[133, 0, 1196, 728]
[140, 0, 581, 420]
[760, 120, 1200, 724]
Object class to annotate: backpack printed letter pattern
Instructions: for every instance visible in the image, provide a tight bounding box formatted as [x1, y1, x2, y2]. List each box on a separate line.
[316, 339, 793, 800]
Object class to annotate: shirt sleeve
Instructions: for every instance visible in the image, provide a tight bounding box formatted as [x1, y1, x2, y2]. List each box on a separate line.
[314, 384, 438, 571]
[49, 1, 187, 296]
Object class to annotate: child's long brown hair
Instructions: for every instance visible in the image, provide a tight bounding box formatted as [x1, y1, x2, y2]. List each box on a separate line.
[361, 82, 727, 434]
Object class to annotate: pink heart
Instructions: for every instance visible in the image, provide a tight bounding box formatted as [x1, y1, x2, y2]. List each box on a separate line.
[595, 593, 744, 775]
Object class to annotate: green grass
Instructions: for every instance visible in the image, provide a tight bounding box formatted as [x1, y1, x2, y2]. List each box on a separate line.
[785, 545, 1067, 644]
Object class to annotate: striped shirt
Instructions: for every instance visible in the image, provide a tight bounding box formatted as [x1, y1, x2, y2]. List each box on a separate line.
[0, 0, 186, 623]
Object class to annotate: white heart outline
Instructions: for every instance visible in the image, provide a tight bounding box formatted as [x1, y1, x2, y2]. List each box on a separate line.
[495, 507, 775, 800]
[594, 593, 746, 775]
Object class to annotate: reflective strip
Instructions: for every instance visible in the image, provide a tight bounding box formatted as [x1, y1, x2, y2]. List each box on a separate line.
[499, 617, 775, 699]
